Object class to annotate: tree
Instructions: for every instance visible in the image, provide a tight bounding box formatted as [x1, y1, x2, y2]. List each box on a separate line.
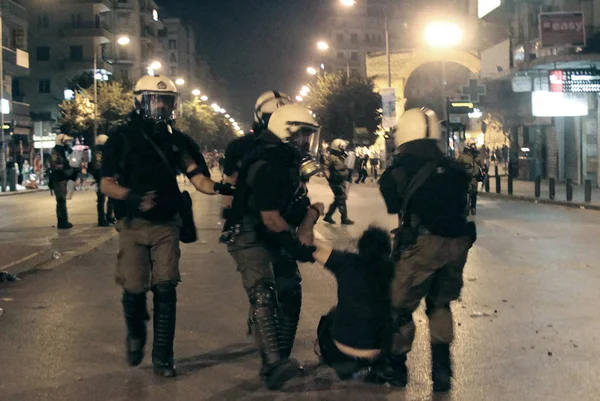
[57, 81, 133, 143]
[304, 73, 382, 145]
[176, 100, 237, 151]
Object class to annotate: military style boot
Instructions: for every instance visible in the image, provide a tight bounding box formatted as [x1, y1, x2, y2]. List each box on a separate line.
[431, 343, 452, 392]
[57, 200, 73, 229]
[249, 283, 301, 390]
[323, 203, 337, 224]
[122, 291, 149, 366]
[339, 204, 355, 225]
[368, 353, 408, 387]
[152, 283, 177, 377]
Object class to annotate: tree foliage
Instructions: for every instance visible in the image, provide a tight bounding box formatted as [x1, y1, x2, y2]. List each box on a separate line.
[57, 81, 133, 143]
[176, 100, 237, 151]
[304, 73, 382, 145]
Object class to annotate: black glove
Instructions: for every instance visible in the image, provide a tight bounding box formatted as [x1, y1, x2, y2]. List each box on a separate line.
[272, 231, 316, 263]
[125, 190, 145, 211]
[214, 181, 235, 196]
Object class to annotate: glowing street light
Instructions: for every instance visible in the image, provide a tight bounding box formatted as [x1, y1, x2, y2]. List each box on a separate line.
[117, 36, 131, 46]
[200, 95, 208, 101]
[306, 66, 317, 75]
[211, 103, 220, 111]
[296, 95, 304, 102]
[317, 41, 329, 51]
[424, 21, 463, 48]
[219, 108, 226, 114]
[301, 85, 310, 93]
[225, 114, 230, 118]
[192, 89, 201, 96]
[340, 0, 356, 6]
[229, 118, 235, 122]
[150, 61, 161, 70]
[175, 78, 185, 86]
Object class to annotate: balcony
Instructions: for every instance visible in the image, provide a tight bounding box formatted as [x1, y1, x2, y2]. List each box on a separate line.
[59, 58, 114, 74]
[12, 101, 32, 135]
[115, 0, 135, 10]
[59, 21, 113, 43]
[3, 47, 29, 77]
[1, 0, 27, 27]
[83, 0, 113, 13]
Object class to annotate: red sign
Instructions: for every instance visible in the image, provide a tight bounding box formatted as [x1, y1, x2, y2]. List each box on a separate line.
[540, 12, 585, 47]
[549, 70, 564, 92]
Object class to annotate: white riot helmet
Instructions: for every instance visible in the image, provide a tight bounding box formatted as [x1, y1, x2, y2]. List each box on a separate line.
[254, 91, 294, 127]
[330, 138, 348, 153]
[267, 104, 319, 146]
[95, 134, 109, 146]
[55, 133, 74, 146]
[394, 108, 442, 148]
[134, 75, 179, 123]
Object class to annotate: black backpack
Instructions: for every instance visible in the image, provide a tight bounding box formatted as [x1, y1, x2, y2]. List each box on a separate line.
[380, 157, 470, 237]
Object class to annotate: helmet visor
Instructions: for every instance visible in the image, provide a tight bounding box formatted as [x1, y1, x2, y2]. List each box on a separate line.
[139, 92, 178, 121]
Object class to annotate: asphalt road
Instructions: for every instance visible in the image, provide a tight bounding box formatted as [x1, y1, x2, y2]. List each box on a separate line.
[1, 178, 600, 400]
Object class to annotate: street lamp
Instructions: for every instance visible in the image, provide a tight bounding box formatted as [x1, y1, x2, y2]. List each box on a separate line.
[175, 78, 185, 86]
[296, 95, 304, 102]
[340, 0, 356, 6]
[192, 89, 201, 96]
[424, 21, 463, 48]
[317, 41, 329, 51]
[93, 35, 130, 142]
[301, 85, 310, 93]
[306, 66, 317, 75]
[200, 95, 208, 101]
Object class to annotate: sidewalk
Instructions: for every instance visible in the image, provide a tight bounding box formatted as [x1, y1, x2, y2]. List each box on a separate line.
[480, 178, 600, 209]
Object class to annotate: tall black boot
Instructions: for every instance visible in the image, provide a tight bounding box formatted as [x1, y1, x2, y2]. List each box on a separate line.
[323, 203, 337, 224]
[470, 190, 478, 216]
[278, 283, 302, 359]
[367, 353, 407, 387]
[56, 199, 72, 229]
[122, 291, 149, 366]
[249, 282, 300, 390]
[152, 283, 177, 378]
[431, 343, 452, 392]
[339, 203, 354, 225]
[106, 199, 116, 224]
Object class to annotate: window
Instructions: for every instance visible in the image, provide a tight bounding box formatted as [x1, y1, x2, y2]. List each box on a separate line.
[95, 14, 101, 28]
[118, 16, 128, 27]
[351, 33, 358, 44]
[168, 39, 177, 50]
[36, 46, 50, 61]
[351, 51, 358, 61]
[336, 33, 344, 43]
[37, 13, 49, 28]
[120, 69, 129, 81]
[118, 46, 129, 59]
[169, 53, 177, 64]
[365, 33, 370, 42]
[351, 68, 360, 77]
[69, 46, 83, 60]
[71, 13, 82, 27]
[118, 0, 127, 3]
[378, 34, 383, 42]
[39, 80, 50, 94]
[337, 51, 344, 59]
[12, 78, 21, 97]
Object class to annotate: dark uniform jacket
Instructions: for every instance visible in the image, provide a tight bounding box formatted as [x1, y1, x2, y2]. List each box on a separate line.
[324, 151, 349, 185]
[50, 145, 76, 182]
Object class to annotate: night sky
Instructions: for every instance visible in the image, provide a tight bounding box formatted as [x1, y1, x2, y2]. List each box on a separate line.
[158, 0, 326, 127]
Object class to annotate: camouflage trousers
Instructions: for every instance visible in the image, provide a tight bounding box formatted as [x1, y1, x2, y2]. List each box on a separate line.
[390, 234, 471, 355]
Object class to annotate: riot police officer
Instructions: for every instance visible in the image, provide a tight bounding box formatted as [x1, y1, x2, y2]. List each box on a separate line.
[100, 75, 234, 378]
[92, 134, 114, 226]
[221, 91, 294, 333]
[375, 108, 476, 392]
[227, 104, 322, 390]
[458, 140, 483, 215]
[50, 133, 77, 229]
[323, 139, 354, 225]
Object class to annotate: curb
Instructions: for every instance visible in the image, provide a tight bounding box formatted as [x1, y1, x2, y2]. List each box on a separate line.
[479, 192, 600, 211]
[0, 189, 47, 197]
[0, 249, 54, 276]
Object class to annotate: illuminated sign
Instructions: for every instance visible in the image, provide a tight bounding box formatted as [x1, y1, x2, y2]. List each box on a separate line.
[447, 101, 475, 114]
[152, 9, 159, 21]
[549, 69, 600, 93]
[540, 12, 585, 47]
[478, 0, 501, 18]
[532, 92, 588, 117]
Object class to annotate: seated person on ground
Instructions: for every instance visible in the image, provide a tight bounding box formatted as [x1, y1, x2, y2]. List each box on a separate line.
[311, 226, 393, 380]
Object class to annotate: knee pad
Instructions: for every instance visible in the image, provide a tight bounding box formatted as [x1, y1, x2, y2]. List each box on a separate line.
[152, 282, 177, 304]
[248, 281, 277, 307]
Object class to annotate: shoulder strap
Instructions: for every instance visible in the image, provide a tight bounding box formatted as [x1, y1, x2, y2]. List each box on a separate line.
[142, 132, 178, 180]
[401, 160, 438, 213]
[245, 159, 268, 188]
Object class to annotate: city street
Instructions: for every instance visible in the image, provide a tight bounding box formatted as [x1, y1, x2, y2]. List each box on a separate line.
[1, 178, 600, 400]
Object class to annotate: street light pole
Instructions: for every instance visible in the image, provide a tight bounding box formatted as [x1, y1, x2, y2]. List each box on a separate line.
[0, 11, 6, 192]
[93, 44, 98, 143]
[384, 9, 391, 88]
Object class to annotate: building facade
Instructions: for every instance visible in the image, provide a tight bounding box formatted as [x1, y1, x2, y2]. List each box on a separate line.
[2, 0, 31, 170]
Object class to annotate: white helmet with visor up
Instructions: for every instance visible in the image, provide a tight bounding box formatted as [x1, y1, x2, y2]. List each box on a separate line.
[134, 75, 179, 123]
